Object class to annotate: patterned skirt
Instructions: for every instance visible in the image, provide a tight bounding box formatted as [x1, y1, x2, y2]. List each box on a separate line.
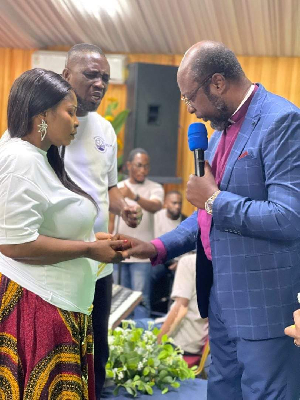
[0, 273, 95, 399]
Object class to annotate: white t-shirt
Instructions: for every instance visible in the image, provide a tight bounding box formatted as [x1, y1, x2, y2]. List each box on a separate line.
[154, 208, 182, 238]
[170, 253, 208, 354]
[0, 134, 98, 314]
[63, 112, 118, 279]
[115, 178, 164, 262]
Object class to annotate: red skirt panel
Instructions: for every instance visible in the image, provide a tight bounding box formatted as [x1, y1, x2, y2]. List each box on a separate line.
[0, 272, 95, 399]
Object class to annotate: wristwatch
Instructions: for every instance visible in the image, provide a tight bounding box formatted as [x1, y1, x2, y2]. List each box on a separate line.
[205, 190, 221, 215]
[134, 194, 140, 202]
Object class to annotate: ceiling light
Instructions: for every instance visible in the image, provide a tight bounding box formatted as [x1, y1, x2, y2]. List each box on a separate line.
[69, 0, 119, 18]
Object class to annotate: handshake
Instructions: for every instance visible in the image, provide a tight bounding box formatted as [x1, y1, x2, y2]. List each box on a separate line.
[88, 232, 157, 264]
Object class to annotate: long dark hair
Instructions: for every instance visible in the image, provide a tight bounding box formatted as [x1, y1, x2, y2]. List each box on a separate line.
[7, 68, 97, 209]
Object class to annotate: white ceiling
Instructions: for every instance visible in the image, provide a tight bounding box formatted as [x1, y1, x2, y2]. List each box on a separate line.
[0, 0, 299, 56]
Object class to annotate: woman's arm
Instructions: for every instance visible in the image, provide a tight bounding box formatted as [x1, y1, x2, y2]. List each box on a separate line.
[0, 234, 127, 265]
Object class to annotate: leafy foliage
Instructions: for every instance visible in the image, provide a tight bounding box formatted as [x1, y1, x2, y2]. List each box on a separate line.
[104, 98, 129, 181]
[106, 320, 196, 397]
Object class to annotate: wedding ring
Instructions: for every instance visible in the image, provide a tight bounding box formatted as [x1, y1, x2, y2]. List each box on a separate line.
[294, 339, 300, 348]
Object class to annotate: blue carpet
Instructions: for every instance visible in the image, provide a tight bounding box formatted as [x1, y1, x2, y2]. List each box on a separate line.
[101, 378, 207, 399]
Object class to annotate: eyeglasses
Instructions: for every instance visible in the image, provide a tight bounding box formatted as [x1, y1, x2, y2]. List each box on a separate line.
[132, 163, 150, 170]
[181, 72, 223, 108]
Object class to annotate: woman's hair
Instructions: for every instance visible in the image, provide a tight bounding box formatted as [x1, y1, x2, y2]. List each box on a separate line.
[7, 68, 97, 209]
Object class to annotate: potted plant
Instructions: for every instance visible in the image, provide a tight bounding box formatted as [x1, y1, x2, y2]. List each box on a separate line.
[106, 320, 196, 397]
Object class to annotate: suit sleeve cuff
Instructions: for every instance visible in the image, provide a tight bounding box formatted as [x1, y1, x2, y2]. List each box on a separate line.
[150, 238, 167, 266]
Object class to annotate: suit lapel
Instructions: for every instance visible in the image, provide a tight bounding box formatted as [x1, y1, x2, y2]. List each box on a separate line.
[220, 85, 267, 191]
[205, 131, 222, 164]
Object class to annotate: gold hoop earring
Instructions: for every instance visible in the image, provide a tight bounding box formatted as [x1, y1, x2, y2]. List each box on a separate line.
[38, 119, 48, 141]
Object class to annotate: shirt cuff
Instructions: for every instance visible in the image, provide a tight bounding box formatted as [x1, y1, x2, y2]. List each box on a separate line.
[150, 239, 167, 266]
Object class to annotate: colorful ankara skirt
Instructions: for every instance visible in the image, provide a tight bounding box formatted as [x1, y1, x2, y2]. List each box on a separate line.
[0, 273, 95, 399]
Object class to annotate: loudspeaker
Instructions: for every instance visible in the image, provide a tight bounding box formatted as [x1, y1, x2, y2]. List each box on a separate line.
[123, 63, 181, 184]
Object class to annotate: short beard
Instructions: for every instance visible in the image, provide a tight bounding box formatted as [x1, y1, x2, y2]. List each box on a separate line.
[168, 210, 181, 220]
[75, 91, 101, 114]
[205, 89, 232, 131]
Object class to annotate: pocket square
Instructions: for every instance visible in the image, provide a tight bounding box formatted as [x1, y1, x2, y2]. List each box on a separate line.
[238, 151, 249, 160]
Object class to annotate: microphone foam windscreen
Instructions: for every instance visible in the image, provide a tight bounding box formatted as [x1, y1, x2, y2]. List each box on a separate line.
[188, 122, 208, 151]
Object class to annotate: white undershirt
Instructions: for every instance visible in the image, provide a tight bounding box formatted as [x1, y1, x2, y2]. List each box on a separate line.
[228, 84, 255, 124]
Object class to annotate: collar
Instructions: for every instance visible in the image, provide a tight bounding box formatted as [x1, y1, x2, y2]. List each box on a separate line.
[228, 84, 256, 124]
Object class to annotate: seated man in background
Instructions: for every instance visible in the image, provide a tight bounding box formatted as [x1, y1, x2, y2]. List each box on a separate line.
[111, 148, 164, 318]
[136, 253, 208, 356]
[151, 191, 187, 315]
[154, 191, 186, 238]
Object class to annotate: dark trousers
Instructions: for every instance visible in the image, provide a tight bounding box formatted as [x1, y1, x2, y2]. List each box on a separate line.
[92, 273, 113, 399]
[208, 289, 300, 399]
[150, 262, 174, 315]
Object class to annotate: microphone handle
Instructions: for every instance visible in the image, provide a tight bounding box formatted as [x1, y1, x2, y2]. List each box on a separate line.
[194, 149, 205, 177]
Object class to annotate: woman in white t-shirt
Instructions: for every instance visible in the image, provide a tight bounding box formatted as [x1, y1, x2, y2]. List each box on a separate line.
[0, 69, 126, 399]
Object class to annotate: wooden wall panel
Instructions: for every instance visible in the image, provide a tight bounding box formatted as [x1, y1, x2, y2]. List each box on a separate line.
[0, 48, 34, 134]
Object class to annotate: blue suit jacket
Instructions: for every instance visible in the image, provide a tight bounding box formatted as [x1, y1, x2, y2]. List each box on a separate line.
[159, 85, 300, 340]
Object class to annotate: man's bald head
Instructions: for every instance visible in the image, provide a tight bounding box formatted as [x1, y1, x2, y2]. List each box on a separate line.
[179, 41, 245, 85]
[65, 43, 105, 68]
[178, 41, 251, 131]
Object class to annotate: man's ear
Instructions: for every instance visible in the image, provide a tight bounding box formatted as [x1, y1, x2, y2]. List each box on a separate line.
[62, 68, 70, 81]
[126, 161, 131, 171]
[211, 73, 226, 93]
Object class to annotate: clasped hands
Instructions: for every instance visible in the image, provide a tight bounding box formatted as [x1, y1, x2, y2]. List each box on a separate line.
[90, 232, 153, 264]
[88, 232, 130, 264]
[92, 232, 157, 263]
[121, 205, 142, 228]
[119, 184, 143, 228]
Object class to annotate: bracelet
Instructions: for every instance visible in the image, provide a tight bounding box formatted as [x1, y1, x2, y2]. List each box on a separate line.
[205, 190, 221, 215]
[134, 194, 140, 202]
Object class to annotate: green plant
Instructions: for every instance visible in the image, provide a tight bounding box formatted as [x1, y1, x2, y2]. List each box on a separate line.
[106, 320, 196, 397]
[104, 98, 129, 181]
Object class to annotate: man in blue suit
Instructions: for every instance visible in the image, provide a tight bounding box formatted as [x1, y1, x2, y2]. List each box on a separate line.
[121, 41, 300, 399]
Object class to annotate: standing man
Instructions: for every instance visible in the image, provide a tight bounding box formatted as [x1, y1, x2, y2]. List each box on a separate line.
[122, 41, 300, 399]
[62, 43, 141, 399]
[112, 148, 164, 318]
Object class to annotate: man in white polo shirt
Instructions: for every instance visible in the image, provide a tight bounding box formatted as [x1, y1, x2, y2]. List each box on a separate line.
[62, 43, 141, 399]
[112, 148, 164, 318]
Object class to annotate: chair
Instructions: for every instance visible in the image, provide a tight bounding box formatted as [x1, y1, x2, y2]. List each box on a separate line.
[183, 339, 210, 378]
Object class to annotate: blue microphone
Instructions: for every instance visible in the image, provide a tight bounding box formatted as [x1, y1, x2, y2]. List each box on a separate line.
[188, 122, 208, 177]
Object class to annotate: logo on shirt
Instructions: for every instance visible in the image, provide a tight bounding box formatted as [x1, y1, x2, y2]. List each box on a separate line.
[94, 136, 107, 153]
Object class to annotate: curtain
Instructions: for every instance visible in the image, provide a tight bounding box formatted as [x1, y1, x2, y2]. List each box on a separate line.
[0, 48, 33, 134]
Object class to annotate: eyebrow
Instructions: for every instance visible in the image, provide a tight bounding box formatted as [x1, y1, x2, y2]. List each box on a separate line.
[83, 69, 110, 77]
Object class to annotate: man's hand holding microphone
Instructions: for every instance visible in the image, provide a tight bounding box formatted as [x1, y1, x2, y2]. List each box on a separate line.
[186, 122, 220, 210]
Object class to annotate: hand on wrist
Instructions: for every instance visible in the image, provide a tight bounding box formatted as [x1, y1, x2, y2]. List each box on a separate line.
[133, 193, 140, 202]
